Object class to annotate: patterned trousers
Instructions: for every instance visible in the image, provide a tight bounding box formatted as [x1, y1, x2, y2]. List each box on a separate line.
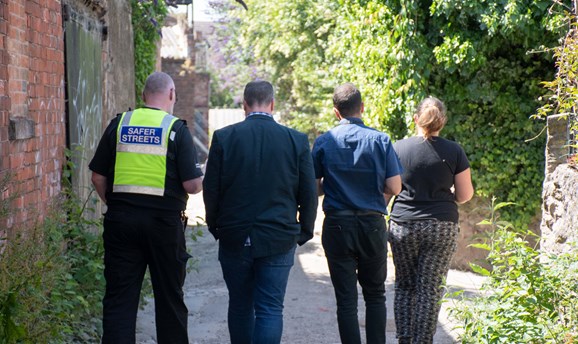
[388, 220, 459, 344]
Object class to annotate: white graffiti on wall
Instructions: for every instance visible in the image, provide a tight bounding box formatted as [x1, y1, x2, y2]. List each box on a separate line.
[66, 24, 103, 200]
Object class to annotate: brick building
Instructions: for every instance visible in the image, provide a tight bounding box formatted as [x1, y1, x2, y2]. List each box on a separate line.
[161, 9, 211, 161]
[1, 0, 135, 233]
[1, 0, 67, 232]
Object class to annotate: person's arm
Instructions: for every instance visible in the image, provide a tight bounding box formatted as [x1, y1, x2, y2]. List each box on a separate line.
[454, 168, 474, 204]
[311, 138, 324, 197]
[202, 133, 222, 239]
[183, 177, 203, 194]
[174, 121, 204, 194]
[316, 178, 324, 196]
[89, 116, 121, 205]
[383, 138, 403, 197]
[91, 172, 108, 204]
[383, 193, 394, 206]
[297, 136, 318, 245]
[384, 175, 402, 196]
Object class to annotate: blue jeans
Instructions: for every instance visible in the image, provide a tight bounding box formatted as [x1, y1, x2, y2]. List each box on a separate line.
[322, 214, 388, 344]
[219, 244, 296, 344]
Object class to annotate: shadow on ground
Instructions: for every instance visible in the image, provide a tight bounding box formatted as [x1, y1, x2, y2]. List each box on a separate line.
[135, 194, 486, 343]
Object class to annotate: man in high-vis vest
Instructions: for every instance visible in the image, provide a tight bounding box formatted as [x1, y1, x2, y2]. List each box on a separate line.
[89, 72, 203, 344]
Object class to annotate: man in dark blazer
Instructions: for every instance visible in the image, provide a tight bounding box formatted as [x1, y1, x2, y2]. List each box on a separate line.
[203, 80, 318, 344]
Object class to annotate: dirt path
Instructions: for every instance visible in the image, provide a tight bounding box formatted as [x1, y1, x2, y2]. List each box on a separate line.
[135, 194, 486, 343]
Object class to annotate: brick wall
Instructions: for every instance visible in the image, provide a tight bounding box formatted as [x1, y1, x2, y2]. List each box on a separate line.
[162, 57, 210, 161]
[0, 0, 65, 232]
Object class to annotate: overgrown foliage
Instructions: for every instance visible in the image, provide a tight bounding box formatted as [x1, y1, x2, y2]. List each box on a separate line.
[449, 200, 578, 343]
[131, 0, 169, 107]
[536, 16, 578, 160]
[0, 221, 64, 343]
[0, 173, 13, 224]
[0, 174, 105, 343]
[216, 0, 571, 227]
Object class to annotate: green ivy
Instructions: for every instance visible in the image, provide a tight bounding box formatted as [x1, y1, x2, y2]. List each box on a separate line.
[426, 0, 570, 227]
[219, 0, 571, 228]
[131, 0, 168, 107]
[536, 18, 578, 158]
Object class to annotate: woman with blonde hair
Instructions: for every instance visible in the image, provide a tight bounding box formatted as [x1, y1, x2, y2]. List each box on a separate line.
[388, 96, 474, 344]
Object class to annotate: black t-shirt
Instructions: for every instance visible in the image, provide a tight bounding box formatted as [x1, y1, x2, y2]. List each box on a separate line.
[390, 136, 470, 223]
[88, 110, 203, 212]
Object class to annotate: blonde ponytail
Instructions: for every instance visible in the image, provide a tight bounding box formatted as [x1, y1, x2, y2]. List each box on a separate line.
[415, 96, 447, 140]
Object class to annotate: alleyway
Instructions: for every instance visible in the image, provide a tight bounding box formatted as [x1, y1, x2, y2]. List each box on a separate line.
[135, 194, 486, 344]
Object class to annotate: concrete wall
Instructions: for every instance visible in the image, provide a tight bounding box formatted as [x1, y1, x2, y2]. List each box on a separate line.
[102, 0, 136, 124]
[63, 0, 105, 215]
[93, 0, 136, 216]
[0, 0, 66, 233]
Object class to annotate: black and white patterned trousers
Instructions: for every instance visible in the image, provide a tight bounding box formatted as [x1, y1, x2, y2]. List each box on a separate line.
[388, 219, 459, 344]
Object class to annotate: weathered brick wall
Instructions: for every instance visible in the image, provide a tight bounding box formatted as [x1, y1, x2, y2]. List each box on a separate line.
[162, 58, 210, 162]
[0, 0, 66, 232]
[162, 58, 194, 124]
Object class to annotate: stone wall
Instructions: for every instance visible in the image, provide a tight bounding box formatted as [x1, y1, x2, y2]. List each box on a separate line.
[541, 164, 578, 253]
[540, 115, 578, 253]
[451, 197, 490, 270]
[0, 0, 66, 233]
[451, 196, 542, 270]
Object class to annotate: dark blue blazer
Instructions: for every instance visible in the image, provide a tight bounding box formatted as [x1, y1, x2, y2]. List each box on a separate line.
[203, 115, 318, 257]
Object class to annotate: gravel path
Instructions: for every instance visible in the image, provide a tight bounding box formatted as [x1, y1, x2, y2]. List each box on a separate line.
[135, 194, 486, 343]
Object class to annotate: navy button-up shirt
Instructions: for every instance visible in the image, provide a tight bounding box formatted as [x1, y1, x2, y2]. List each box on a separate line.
[311, 117, 402, 214]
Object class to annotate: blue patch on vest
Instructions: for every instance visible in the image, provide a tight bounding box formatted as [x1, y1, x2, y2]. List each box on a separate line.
[119, 126, 162, 145]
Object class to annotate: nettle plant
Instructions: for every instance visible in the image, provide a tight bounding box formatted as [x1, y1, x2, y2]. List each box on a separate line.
[448, 199, 578, 343]
[0, 170, 105, 343]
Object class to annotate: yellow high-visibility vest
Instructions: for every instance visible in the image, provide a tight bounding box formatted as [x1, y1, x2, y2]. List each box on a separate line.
[113, 108, 178, 196]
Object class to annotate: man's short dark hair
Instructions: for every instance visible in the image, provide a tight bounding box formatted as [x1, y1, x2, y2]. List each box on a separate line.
[333, 83, 362, 117]
[244, 80, 274, 107]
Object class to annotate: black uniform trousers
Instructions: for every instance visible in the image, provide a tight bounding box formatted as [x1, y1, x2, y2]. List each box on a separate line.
[322, 212, 388, 344]
[101, 206, 190, 344]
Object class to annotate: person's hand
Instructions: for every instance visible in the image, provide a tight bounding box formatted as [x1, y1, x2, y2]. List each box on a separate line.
[297, 231, 313, 246]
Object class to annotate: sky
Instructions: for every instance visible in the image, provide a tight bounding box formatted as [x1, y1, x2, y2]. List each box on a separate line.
[168, 0, 219, 24]
[193, 0, 218, 22]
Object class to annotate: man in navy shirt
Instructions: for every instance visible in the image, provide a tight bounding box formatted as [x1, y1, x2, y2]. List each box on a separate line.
[312, 83, 402, 344]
